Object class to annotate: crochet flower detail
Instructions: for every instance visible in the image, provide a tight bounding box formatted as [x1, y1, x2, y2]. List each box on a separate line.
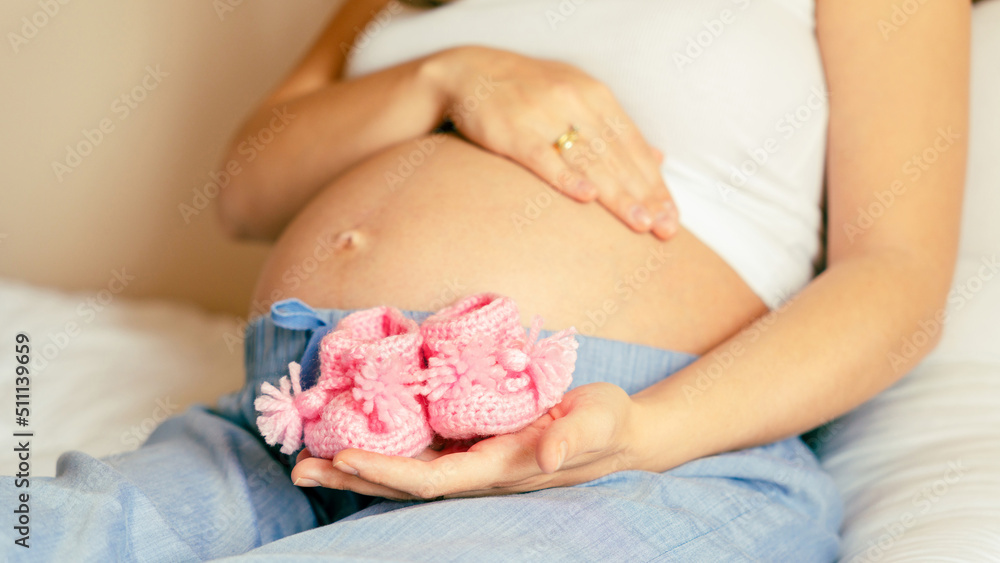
[348, 352, 423, 433]
[423, 316, 578, 404]
[423, 338, 510, 402]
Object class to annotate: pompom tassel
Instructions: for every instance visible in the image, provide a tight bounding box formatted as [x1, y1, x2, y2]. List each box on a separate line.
[518, 316, 578, 406]
[255, 362, 306, 455]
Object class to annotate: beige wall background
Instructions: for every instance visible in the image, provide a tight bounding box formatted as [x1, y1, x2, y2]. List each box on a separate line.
[0, 0, 345, 316]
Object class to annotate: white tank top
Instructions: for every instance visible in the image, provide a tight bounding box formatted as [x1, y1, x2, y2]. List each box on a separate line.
[344, 0, 827, 309]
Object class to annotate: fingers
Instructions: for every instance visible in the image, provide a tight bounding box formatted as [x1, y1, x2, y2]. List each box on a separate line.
[339, 448, 502, 500]
[565, 141, 655, 233]
[634, 144, 679, 240]
[291, 437, 540, 501]
[291, 456, 423, 501]
[293, 448, 435, 500]
[571, 84, 677, 238]
[518, 139, 598, 203]
[517, 113, 678, 240]
[649, 199, 679, 240]
[555, 115, 679, 240]
[536, 406, 605, 473]
[536, 383, 630, 475]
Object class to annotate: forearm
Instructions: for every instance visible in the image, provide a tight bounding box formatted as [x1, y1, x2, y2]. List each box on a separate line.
[626, 0, 970, 474]
[217, 57, 446, 240]
[628, 248, 954, 472]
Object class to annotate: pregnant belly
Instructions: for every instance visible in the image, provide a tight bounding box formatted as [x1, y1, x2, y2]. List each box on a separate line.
[252, 134, 766, 354]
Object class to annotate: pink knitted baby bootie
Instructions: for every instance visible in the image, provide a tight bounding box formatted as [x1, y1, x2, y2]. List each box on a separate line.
[419, 293, 578, 440]
[255, 307, 434, 458]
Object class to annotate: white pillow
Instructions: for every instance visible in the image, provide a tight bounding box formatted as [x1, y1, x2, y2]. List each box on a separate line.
[0, 278, 244, 476]
[819, 1, 1000, 560]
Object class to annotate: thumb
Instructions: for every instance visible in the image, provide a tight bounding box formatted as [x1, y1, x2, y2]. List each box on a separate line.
[536, 395, 615, 474]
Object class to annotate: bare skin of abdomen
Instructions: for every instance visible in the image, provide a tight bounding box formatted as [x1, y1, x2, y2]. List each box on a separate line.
[252, 134, 767, 355]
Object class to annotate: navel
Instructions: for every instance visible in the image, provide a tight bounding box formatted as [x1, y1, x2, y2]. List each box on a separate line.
[334, 229, 363, 250]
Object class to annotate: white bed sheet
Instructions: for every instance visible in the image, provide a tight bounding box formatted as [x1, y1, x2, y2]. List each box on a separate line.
[1, 279, 244, 476]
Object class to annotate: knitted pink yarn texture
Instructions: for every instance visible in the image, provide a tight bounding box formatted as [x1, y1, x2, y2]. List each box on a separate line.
[255, 306, 434, 459]
[420, 293, 579, 440]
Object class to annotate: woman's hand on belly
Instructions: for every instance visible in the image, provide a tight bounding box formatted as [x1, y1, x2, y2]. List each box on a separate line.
[425, 45, 678, 239]
[289, 382, 648, 500]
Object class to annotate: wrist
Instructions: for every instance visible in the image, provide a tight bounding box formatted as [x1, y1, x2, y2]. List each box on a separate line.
[623, 393, 658, 472]
[418, 46, 497, 118]
[626, 390, 701, 473]
[417, 46, 470, 110]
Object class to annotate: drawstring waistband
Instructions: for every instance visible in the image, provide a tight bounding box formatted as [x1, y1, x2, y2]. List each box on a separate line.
[269, 299, 335, 390]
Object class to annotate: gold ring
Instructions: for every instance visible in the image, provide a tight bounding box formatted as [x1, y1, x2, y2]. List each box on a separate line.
[553, 126, 579, 153]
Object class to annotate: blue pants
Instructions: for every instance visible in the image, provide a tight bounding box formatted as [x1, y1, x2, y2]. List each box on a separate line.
[2, 300, 842, 561]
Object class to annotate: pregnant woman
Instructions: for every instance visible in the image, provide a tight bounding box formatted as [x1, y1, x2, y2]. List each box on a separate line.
[5, 0, 970, 561]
